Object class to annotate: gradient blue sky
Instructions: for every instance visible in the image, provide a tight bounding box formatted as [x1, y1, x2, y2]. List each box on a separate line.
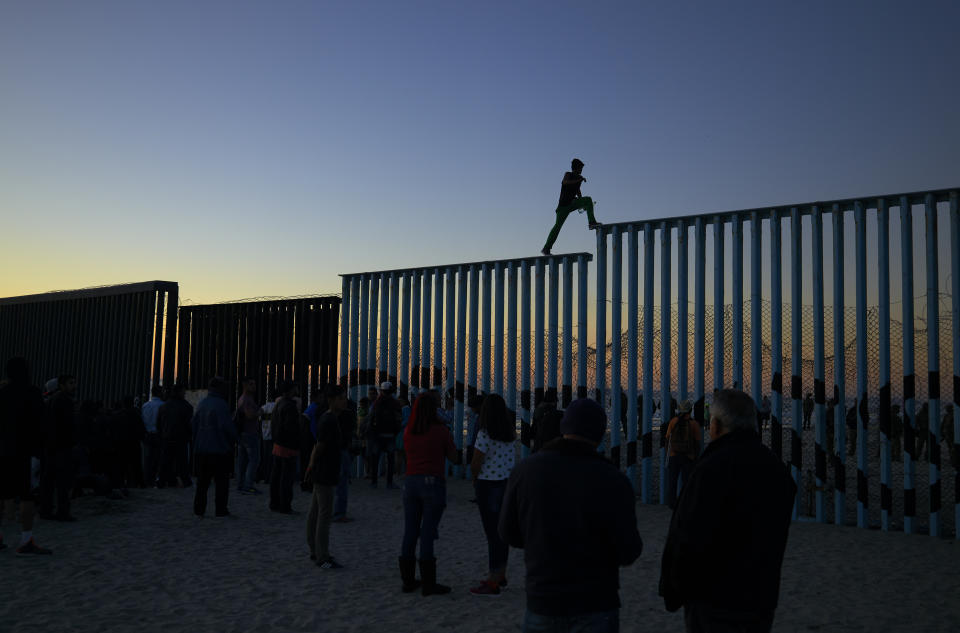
[1, 1, 958, 305]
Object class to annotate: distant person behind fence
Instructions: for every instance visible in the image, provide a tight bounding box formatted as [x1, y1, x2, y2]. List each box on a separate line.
[499, 398, 642, 632]
[659, 389, 796, 633]
[664, 399, 701, 509]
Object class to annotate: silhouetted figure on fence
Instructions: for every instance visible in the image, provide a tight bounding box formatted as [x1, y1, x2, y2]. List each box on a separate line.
[541, 159, 601, 256]
[500, 398, 642, 631]
[0, 357, 52, 554]
[192, 377, 237, 518]
[660, 389, 796, 633]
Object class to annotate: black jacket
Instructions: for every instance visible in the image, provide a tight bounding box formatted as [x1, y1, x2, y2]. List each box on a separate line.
[499, 438, 642, 616]
[659, 430, 796, 615]
[0, 381, 44, 458]
[158, 398, 194, 443]
[271, 397, 300, 450]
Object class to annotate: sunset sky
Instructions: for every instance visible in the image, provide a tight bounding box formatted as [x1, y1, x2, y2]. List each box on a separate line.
[1, 1, 958, 307]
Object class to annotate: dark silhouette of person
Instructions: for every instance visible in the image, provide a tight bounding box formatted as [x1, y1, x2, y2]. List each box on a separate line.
[541, 158, 601, 256]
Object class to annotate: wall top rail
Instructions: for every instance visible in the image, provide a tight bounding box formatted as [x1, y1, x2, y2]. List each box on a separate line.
[180, 294, 340, 309]
[0, 280, 178, 306]
[340, 252, 593, 279]
[600, 187, 958, 235]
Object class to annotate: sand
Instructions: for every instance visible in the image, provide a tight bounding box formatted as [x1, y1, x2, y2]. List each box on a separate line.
[1, 477, 958, 633]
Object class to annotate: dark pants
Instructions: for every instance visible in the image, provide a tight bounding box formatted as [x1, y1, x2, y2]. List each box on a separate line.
[39, 448, 73, 517]
[666, 455, 695, 508]
[684, 604, 774, 633]
[401, 474, 446, 560]
[236, 431, 260, 490]
[122, 441, 144, 487]
[193, 453, 230, 516]
[524, 609, 619, 633]
[259, 439, 274, 483]
[371, 435, 396, 486]
[142, 433, 161, 486]
[270, 454, 297, 511]
[475, 479, 509, 573]
[159, 440, 192, 487]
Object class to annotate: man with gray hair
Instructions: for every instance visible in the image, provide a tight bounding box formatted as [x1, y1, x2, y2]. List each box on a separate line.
[659, 389, 796, 633]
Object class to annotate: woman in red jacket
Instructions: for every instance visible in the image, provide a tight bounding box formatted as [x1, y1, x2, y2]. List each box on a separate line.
[398, 392, 460, 596]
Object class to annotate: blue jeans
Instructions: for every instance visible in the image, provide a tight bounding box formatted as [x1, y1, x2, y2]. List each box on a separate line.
[333, 449, 351, 518]
[401, 474, 446, 560]
[475, 479, 509, 572]
[236, 432, 261, 490]
[666, 455, 695, 508]
[523, 609, 619, 633]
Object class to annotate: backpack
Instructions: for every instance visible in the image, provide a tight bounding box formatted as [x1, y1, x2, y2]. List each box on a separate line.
[669, 414, 698, 459]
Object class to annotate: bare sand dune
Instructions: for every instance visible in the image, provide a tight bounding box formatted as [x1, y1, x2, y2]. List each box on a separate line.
[1, 478, 957, 633]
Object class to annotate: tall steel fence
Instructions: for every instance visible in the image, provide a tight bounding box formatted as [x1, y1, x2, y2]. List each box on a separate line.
[339, 187, 958, 537]
[176, 296, 340, 406]
[596, 188, 958, 537]
[339, 254, 593, 473]
[0, 281, 178, 404]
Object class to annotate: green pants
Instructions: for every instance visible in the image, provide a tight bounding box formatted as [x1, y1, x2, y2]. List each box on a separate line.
[543, 197, 596, 251]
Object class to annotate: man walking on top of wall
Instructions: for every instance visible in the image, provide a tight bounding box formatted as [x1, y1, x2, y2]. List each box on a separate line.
[541, 158, 601, 256]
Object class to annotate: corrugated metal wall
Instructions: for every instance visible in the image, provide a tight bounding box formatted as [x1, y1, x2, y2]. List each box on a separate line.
[0, 281, 178, 404]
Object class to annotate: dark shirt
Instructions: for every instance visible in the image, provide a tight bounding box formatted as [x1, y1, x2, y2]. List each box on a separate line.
[499, 438, 642, 617]
[46, 391, 76, 450]
[337, 409, 356, 451]
[157, 398, 194, 443]
[659, 430, 796, 615]
[557, 171, 583, 207]
[0, 381, 44, 458]
[531, 404, 562, 453]
[311, 411, 341, 486]
[271, 397, 301, 450]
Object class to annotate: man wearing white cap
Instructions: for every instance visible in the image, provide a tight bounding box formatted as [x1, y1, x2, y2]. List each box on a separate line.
[368, 382, 402, 489]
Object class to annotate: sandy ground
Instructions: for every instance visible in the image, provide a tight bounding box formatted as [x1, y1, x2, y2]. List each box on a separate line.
[1, 477, 958, 633]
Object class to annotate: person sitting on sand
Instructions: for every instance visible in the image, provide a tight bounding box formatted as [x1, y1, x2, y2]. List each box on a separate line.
[659, 389, 796, 633]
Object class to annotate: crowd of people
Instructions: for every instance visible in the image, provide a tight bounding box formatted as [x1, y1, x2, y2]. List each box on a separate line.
[4, 350, 957, 632]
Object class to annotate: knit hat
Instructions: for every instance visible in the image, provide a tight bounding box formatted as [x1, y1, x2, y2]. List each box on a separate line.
[560, 398, 606, 443]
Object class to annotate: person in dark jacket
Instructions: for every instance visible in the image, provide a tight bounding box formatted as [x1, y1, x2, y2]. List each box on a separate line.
[39, 374, 78, 521]
[304, 384, 347, 568]
[499, 398, 642, 632]
[157, 383, 194, 488]
[0, 357, 52, 554]
[270, 380, 301, 514]
[530, 388, 563, 453]
[659, 389, 797, 633]
[191, 377, 238, 517]
[112, 397, 145, 488]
